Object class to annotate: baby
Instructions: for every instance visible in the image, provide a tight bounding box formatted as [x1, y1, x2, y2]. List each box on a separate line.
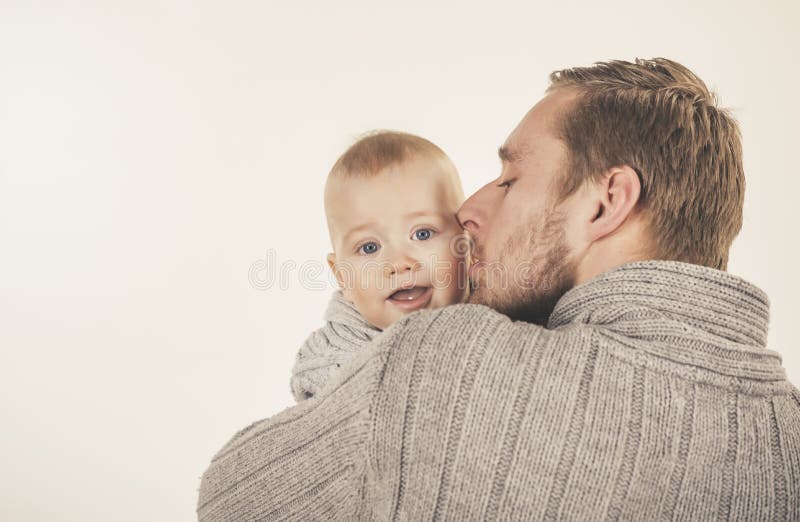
[290, 130, 471, 401]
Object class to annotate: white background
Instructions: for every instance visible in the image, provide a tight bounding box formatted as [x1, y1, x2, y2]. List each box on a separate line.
[1, 1, 798, 520]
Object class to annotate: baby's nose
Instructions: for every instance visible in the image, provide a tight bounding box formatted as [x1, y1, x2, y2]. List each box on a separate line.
[383, 253, 420, 278]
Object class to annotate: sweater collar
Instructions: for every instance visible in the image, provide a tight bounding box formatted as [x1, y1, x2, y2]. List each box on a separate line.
[547, 260, 772, 351]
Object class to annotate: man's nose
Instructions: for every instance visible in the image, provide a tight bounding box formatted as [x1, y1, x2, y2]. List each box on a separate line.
[456, 180, 495, 236]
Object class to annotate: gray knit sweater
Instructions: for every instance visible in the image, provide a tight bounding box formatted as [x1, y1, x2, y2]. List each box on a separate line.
[197, 260, 800, 521]
[290, 290, 381, 402]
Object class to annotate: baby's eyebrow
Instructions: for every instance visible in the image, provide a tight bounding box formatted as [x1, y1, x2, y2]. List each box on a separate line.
[342, 221, 377, 243]
[402, 210, 444, 220]
[342, 212, 448, 244]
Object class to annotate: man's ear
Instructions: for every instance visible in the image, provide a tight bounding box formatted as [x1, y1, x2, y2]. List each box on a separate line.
[586, 165, 641, 242]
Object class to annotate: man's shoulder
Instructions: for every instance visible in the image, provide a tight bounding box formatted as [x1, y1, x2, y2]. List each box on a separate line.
[379, 303, 580, 360]
[386, 303, 512, 346]
[407, 303, 507, 329]
[360, 304, 596, 399]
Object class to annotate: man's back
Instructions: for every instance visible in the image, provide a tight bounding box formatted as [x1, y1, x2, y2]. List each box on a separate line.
[197, 261, 800, 520]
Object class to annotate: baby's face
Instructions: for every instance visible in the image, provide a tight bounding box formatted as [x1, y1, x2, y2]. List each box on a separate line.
[326, 155, 469, 329]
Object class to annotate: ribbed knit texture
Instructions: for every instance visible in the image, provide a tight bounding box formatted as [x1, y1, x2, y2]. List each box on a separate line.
[197, 260, 800, 521]
[290, 290, 381, 402]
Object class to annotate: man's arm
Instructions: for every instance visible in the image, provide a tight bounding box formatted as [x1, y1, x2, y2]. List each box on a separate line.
[197, 302, 520, 521]
[196, 320, 402, 521]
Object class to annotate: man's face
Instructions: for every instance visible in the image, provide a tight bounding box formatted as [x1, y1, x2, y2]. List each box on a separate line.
[456, 89, 583, 325]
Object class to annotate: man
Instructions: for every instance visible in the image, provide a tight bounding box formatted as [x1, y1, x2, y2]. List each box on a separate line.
[197, 59, 800, 520]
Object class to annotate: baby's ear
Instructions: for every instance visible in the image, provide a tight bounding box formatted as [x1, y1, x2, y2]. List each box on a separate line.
[327, 252, 343, 288]
[327, 252, 354, 302]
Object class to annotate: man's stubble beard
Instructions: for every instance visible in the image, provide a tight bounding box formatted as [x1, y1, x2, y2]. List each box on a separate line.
[468, 207, 578, 326]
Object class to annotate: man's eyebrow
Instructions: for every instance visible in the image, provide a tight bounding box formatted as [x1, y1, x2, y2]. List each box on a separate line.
[498, 145, 523, 163]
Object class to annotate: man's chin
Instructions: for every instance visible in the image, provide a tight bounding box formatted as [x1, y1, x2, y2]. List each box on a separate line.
[466, 285, 559, 327]
[466, 282, 487, 305]
[467, 286, 507, 314]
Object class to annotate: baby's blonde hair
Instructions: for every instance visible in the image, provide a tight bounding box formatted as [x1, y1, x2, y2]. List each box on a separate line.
[330, 130, 453, 179]
[323, 130, 465, 252]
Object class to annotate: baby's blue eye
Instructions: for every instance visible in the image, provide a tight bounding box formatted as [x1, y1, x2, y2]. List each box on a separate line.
[413, 228, 434, 241]
[358, 242, 380, 255]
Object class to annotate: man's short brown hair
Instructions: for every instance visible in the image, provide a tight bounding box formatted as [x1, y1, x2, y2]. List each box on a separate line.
[548, 58, 744, 270]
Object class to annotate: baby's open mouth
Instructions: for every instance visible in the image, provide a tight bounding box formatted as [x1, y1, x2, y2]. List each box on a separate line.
[389, 286, 429, 301]
[387, 286, 434, 311]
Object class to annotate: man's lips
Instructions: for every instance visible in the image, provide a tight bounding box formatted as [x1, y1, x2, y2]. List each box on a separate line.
[468, 261, 486, 280]
[386, 286, 434, 311]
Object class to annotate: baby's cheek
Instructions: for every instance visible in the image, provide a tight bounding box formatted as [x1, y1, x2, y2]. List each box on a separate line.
[432, 266, 464, 301]
[434, 280, 467, 307]
[352, 290, 388, 329]
[436, 238, 466, 274]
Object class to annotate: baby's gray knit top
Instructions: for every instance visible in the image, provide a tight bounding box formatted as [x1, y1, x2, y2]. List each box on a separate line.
[290, 290, 381, 402]
[198, 260, 800, 521]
